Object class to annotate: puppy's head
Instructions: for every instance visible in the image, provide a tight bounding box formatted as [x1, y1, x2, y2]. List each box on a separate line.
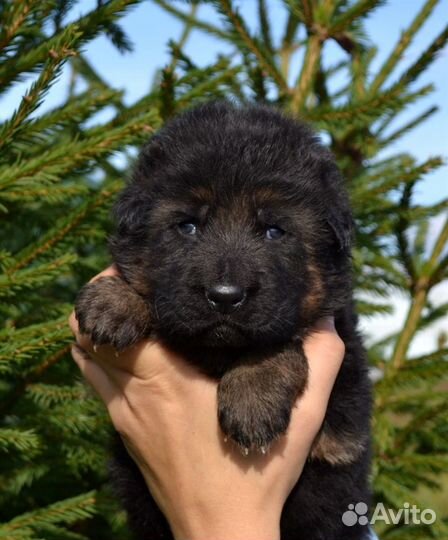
[111, 102, 353, 349]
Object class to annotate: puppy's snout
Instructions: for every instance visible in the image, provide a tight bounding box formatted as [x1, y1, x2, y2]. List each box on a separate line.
[206, 284, 247, 313]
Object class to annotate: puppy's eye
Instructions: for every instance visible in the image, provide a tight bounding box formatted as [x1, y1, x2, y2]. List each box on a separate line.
[265, 226, 285, 240]
[178, 221, 197, 236]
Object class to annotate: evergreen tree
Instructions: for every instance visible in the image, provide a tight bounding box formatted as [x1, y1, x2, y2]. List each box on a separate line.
[0, 1, 446, 539]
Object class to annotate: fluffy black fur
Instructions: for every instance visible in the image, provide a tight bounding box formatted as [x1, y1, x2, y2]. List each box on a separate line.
[75, 101, 372, 540]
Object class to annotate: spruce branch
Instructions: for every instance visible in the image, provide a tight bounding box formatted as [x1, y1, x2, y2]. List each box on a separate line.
[390, 217, 448, 368]
[396, 183, 417, 286]
[412, 219, 430, 265]
[0, 491, 98, 535]
[0, 0, 37, 55]
[0, 345, 71, 416]
[300, 0, 314, 27]
[0, 254, 77, 300]
[423, 216, 448, 276]
[394, 401, 447, 449]
[168, 1, 198, 71]
[152, 0, 229, 41]
[306, 83, 434, 129]
[377, 389, 447, 413]
[22, 88, 122, 141]
[0, 112, 157, 194]
[53, 0, 77, 32]
[0, 183, 89, 204]
[176, 65, 241, 108]
[279, 9, 301, 80]
[0, 429, 41, 454]
[9, 181, 122, 272]
[352, 157, 443, 201]
[0, 464, 50, 502]
[0, 28, 80, 154]
[0, 0, 141, 93]
[350, 47, 366, 99]
[370, 0, 439, 92]
[0, 317, 72, 375]
[257, 0, 274, 54]
[349, 47, 375, 99]
[314, 63, 330, 105]
[329, 0, 385, 34]
[408, 348, 448, 364]
[216, 0, 289, 95]
[70, 54, 115, 94]
[68, 0, 141, 47]
[281, 0, 303, 24]
[377, 105, 438, 146]
[27, 382, 88, 409]
[430, 252, 448, 287]
[373, 473, 430, 510]
[291, 33, 322, 113]
[396, 21, 448, 88]
[159, 67, 176, 120]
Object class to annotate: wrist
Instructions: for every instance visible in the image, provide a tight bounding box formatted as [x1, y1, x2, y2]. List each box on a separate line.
[170, 504, 281, 540]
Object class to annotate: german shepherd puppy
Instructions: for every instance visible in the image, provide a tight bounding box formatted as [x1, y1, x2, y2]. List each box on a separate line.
[75, 101, 371, 540]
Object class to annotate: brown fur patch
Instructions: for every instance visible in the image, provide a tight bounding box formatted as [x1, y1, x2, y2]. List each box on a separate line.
[302, 258, 324, 316]
[310, 428, 366, 465]
[253, 186, 286, 206]
[190, 186, 214, 204]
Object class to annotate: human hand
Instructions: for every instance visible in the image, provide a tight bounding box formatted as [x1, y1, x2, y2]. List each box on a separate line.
[69, 266, 345, 540]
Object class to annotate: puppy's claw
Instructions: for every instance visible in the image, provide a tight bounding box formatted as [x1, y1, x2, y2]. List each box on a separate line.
[223, 436, 228, 443]
[242, 447, 249, 457]
[260, 446, 267, 455]
[93, 344, 98, 353]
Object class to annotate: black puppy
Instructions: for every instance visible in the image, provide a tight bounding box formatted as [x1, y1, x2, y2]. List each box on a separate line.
[75, 101, 372, 540]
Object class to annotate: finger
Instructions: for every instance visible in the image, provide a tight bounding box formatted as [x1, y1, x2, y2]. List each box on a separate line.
[304, 316, 344, 376]
[298, 317, 345, 411]
[88, 264, 119, 283]
[71, 344, 118, 405]
[68, 311, 96, 353]
[68, 310, 78, 336]
[68, 265, 119, 345]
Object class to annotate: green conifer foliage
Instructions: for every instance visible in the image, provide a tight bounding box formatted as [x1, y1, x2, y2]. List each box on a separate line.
[0, 0, 447, 538]
[0, 1, 160, 537]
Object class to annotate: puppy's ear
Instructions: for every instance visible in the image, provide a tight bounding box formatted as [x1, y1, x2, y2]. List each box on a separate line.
[113, 183, 151, 236]
[322, 161, 354, 252]
[327, 205, 354, 252]
[113, 139, 162, 235]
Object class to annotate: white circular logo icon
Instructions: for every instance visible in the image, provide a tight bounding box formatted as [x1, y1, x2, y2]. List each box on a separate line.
[342, 502, 369, 526]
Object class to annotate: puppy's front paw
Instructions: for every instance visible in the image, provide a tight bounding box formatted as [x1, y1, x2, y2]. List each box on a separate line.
[217, 373, 292, 454]
[75, 276, 151, 350]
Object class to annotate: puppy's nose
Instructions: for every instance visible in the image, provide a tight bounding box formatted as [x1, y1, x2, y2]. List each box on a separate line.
[206, 284, 246, 312]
